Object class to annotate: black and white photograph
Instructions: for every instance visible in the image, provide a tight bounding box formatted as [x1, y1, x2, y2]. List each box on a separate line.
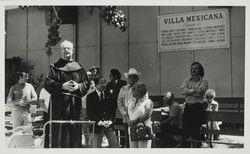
[1, 0, 249, 153]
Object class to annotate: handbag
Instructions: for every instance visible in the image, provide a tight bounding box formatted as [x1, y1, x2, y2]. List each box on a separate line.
[130, 122, 152, 141]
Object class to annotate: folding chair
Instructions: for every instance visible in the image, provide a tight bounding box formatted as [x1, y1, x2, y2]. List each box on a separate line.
[151, 111, 162, 148]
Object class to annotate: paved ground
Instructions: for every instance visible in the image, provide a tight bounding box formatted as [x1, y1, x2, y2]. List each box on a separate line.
[5, 132, 244, 148]
[201, 135, 244, 148]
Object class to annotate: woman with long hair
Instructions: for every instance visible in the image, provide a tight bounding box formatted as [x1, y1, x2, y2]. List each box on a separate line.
[127, 82, 153, 148]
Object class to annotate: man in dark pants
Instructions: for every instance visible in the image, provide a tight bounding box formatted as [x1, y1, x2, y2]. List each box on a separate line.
[181, 62, 208, 148]
[86, 76, 119, 148]
[106, 68, 127, 147]
[160, 92, 183, 147]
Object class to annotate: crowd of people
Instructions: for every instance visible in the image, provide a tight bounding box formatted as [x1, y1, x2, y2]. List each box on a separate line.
[6, 40, 221, 148]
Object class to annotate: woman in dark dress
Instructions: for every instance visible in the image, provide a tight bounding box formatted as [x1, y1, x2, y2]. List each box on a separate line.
[44, 40, 89, 148]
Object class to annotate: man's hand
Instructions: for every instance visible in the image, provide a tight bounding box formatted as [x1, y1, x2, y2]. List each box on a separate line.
[69, 80, 79, 91]
[97, 121, 104, 126]
[17, 100, 28, 107]
[103, 121, 113, 128]
[62, 81, 77, 91]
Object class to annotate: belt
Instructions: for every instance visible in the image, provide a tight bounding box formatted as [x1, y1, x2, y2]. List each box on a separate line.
[62, 92, 81, 98]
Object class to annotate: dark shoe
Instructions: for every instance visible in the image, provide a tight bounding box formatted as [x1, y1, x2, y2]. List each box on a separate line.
[118, 144, 123, 148]
[213, 134, 220, 140]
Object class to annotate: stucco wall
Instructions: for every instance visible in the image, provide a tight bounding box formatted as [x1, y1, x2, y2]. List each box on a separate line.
[5, 6, 245, 97]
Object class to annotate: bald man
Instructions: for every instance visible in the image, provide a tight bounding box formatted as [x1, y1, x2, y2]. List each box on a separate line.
[44, 40, 89, 148]
[160, 92, 183, 147]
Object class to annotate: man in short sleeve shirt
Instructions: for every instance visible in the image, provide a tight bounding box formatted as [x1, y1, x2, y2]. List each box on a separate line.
[160, 92, 183, 147]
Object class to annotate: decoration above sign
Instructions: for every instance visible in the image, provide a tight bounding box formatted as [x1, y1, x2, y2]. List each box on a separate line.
[158, 9, 229, 52]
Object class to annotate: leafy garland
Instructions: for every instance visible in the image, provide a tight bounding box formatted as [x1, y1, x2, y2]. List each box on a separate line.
[88, 6, 127, 32]
[45, 6, 62, 56]
[19, 6, 62, 56]
[101, 6, 127, 32]
[20, 6, 127, 56]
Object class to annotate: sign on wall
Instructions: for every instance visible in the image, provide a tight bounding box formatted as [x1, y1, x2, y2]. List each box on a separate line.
[158, 9, 229, 52]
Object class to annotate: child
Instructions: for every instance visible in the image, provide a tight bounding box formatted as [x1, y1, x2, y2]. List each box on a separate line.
[204, 89, 222, 140]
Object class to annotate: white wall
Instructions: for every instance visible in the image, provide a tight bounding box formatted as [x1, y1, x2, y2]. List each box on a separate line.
[6, 6, 245, 97]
